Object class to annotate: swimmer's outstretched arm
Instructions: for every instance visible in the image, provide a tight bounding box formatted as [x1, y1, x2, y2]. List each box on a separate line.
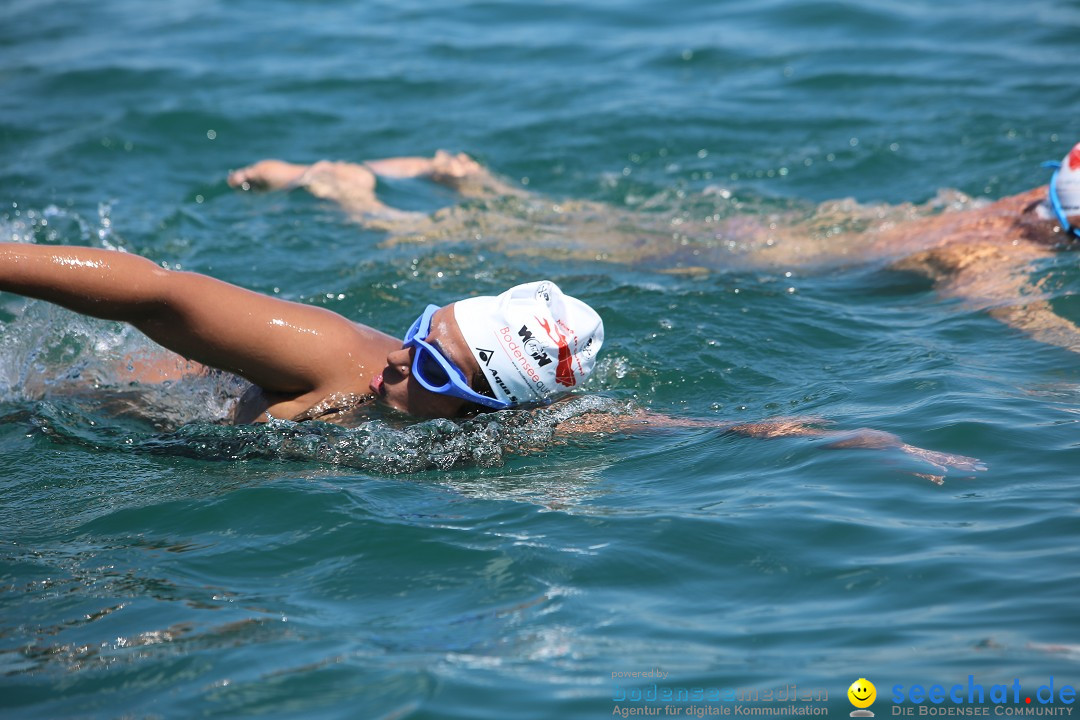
[875, 188, 1080, 355]
[891, 236, 1080, 354]
[943, 246, 1080, 356]
[722, 420, 985, 478]
[368, 151, 527, 197]
[555, 412, 984, 479]
[0, 245, 390, 402]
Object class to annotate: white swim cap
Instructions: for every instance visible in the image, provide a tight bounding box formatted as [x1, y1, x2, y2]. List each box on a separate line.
[1039, 141, 1080, 221]
[454, 280, 604, 407]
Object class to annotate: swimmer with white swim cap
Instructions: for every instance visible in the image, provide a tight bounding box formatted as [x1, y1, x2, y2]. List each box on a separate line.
[374, 280, 603, 416]
[455, 281, 604, 406]
[0, 237, 603, 422]
[0, 216, 982, 472]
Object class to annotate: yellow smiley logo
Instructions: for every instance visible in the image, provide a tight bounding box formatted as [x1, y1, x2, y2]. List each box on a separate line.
[848, 678, 876, 709]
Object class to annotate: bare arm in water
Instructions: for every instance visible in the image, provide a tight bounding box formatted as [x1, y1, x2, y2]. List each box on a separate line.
[879, 189, 1080, 354]
[0, 244, 985, 474]
[0, 244, 396, 420]
[231, 152, 1080, 356]
[554, 410, 984, 481]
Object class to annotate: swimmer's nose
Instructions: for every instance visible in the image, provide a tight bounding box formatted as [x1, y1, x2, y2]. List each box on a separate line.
[386, 347, 413, 377]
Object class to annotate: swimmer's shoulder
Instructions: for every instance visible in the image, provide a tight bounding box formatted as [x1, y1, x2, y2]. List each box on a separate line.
[232, 385, 374, 424]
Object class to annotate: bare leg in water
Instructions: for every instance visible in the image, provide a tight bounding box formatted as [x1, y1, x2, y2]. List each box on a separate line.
[229, 151, 676, 264]
[228, 150, 524, 219]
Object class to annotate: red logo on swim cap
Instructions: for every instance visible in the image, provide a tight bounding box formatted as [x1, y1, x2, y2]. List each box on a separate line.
[1069, 144, 1080, 171]
[536, 316, 576, 387]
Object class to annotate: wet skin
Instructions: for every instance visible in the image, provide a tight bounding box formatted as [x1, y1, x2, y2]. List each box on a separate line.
[83, 300, 482, 423]
[372, 304, 485, 418]
[0, 239, 988, 475]
[231, 153, 1080, 358]
[0, 243, 489, 423]
[237, 304, 483, 421]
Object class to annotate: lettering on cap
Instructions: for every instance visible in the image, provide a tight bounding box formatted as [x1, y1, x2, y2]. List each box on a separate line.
[517, 324, 552, 367]
[487, 368, 518, 403]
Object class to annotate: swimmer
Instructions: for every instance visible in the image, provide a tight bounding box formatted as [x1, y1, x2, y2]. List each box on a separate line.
[229, 143, 1080, 355]
[0, 246, 599, 422]
[0, 243, 981, 474]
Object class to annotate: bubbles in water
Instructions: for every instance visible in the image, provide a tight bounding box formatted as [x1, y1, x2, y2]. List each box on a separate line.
[26, 393, 627, 475]
[0, 204, 642, 475]
[0, 301, 245, 429]
[0, 205, 242, 427]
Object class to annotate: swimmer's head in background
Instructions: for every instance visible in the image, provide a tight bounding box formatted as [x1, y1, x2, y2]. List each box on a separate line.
[1039, 141, 1080, 241]
[454, 280, 604, 407]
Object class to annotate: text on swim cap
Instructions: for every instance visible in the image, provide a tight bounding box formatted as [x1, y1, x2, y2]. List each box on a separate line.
[485, 367, 518, 403]
[517, 325, 553, 368]
[499, 326, 552, 396]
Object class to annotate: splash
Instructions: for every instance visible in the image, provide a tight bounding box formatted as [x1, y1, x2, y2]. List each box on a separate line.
[2, 288, 625, 473]
[0, 205, 632, 474]
[0, 202, 122, 249]
[0, 288, 243, 428]
[0, 204, 245, 429]
[26, 394, 626, 474]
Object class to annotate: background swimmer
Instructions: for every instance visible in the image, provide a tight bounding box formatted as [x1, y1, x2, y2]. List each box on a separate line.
[230, 143, 1080, 356]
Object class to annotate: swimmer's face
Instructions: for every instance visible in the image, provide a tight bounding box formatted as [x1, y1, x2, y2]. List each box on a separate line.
[374, 303, 488, 418]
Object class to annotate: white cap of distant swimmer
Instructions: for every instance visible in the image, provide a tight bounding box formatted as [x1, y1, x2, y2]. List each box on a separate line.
[1039, 141, 1080, 221]
[454, 280, 604, 407]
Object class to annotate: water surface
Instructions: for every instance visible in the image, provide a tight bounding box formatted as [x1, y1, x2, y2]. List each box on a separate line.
[2, 0, 1080, 717]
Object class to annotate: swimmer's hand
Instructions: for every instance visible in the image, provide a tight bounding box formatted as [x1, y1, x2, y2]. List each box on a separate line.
[814, 428, 987, 483]
[898, 443, 988, 474]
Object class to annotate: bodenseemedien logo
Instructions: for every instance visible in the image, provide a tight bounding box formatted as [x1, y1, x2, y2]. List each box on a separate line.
[849, 678, 877, 717]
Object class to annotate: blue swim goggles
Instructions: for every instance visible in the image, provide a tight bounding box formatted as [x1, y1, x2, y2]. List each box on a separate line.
[1041, 160, 1080, 241]
[403, 304, 510, 410]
